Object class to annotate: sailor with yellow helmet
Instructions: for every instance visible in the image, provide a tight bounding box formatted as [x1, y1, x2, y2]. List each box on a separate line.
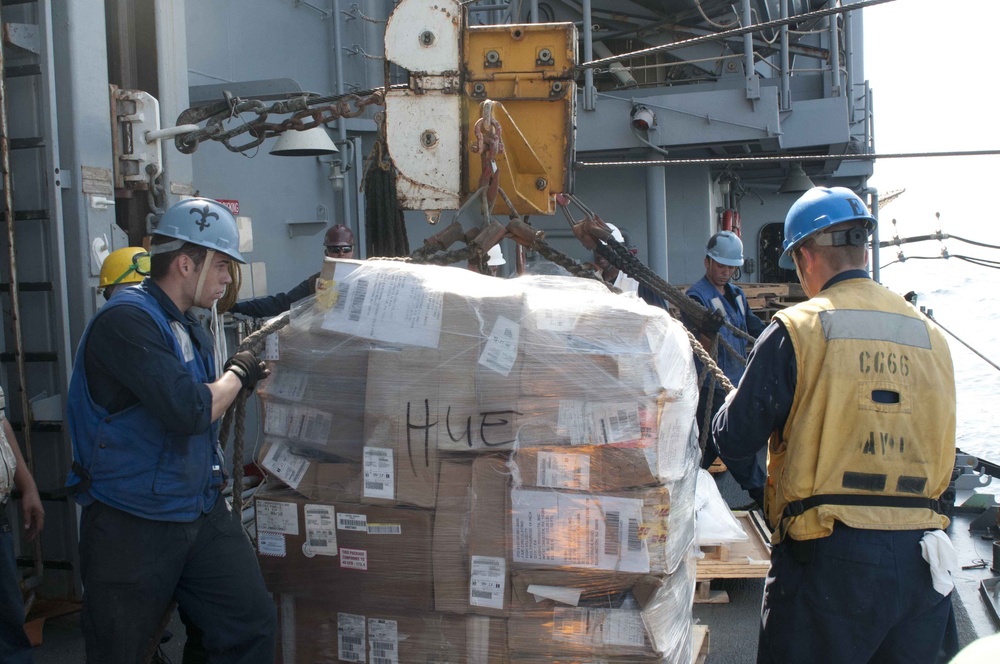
[98, 246, 150, 301]
[713, 187, 958, 663]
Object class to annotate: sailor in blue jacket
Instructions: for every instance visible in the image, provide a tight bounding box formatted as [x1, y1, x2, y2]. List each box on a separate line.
[684, 231, 767, 505]
[66, 198, 275, 664]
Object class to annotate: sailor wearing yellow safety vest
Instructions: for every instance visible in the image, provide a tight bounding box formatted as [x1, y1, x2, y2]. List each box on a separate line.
[713, 187, 958, 664]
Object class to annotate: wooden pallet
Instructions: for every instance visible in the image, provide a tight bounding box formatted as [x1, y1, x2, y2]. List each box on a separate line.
[691, 624, 710, 664]
[695, 510, 772, 603]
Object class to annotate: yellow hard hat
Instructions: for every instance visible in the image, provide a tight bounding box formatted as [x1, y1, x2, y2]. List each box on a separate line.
[99, 247, 150, 289]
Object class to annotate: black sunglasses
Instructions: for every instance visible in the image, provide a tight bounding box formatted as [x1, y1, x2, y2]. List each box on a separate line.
[325, 245, 353, 255]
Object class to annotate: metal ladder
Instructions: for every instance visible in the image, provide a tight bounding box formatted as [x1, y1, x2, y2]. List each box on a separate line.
[0, 0, 78, 600]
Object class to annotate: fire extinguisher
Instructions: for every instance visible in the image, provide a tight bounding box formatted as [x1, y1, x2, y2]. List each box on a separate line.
[721, 209, 741, 238]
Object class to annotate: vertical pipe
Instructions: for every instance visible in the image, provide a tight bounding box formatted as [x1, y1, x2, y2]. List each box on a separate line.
[646, 155, 668, 278]
[829, 8, 841, 96]
[742, 0, 753, 82]
[867, 188, 880, 282]
[582, 0, 595, 110]
[153, 0, 194, 203]
[352, 136, 367, 258]
[530, 0, 538, 22]
[844, 8, 854, 122]
[332, 0, 353, 237]
[780, 0, 790, 111]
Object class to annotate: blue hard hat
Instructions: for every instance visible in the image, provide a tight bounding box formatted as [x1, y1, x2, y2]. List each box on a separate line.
[778, 187, 876, 269]
[152, 198, 246, 263]
[706, 231, 744, 267]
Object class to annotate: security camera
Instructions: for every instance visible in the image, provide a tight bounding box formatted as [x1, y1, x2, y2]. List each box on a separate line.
[630, 105, 655, 131]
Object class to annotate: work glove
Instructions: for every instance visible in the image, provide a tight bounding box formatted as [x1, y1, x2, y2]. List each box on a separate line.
[701, 310, 726, 337]
[224, 350, 270, 393]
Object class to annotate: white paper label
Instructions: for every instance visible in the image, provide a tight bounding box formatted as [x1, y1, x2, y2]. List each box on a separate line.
[260, 442, 310, 490]
[263, 403, 333, 446]
[469, 555, 506, 610]
[478, 315, 520, 377]
[261, 332, 279, 361]
[533, 307, 579, 332]
[256, 531, 286, 557]
[266, 369, 308, 402]
[255, 500, 299, 535]
[557, 400, 589, 445]
[511, 490, 649, 573]
[337, 612, 366, 663]
[368, 618, 399, 664]
[337, 512, 369, 532]
[363, 447, 395, 500]
[340, 548, 368, 570]
[537, 451, 591, 490]
[303, 504, 338, 557]
[367, 523, 402, 535]
[322, 270, 443, 349]
[590, 402, 642, 445]
[552, 608, 646, 648]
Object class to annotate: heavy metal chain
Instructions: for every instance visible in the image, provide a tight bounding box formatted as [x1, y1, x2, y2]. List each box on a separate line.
[174, 88, 387, 155]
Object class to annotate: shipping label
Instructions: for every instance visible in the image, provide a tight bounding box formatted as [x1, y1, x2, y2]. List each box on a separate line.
[478, 315, 520, 377]
[552, 608, 646, 648]
[337, 612, 366, 663]
[264, 369, 308, 402]
[511, 490, 649, 572]
[469, 555, 506, 610]
[255, 500, 299, 535]
[537, 451, 591, 490]
[303, 504, 337, 557]
[363, 447, 395, 500]
[368, 618, 399, 664]
[261, 331, 279, 361]
[260, 442, 310, 490]
[263, 403, 333, 446]
[256, 532, 286, 557]
[322, 270, 444, 348]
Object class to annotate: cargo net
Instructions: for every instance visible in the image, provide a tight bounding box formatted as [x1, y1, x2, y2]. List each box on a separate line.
[247, 260, 701, 663]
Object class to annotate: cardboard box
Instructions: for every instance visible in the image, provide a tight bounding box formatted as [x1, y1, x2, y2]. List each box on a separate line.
[259, 325, 370, 461]
[254, 490, 434, 612]
[506, 560, 696, 660]
[275, 595, 508, 664]
[433, 457, 511, 616]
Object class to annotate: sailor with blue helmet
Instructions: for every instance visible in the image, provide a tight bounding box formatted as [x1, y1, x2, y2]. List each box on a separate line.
[684, 230, 767, 504]
[714, 187, 958, 663]
[66, 198, 276, 663]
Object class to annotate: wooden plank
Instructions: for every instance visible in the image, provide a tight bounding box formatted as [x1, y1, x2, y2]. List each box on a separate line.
[692, 624, 710, 664]
[696, 511, 772, 580]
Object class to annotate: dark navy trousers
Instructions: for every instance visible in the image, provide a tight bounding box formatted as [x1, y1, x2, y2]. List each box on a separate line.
[0, 509, 33, 664]
[79, 497, 275, 664]
[757, 524, 953, 664]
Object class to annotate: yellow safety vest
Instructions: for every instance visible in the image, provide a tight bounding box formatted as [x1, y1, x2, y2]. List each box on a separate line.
[769, 277, 955, 542]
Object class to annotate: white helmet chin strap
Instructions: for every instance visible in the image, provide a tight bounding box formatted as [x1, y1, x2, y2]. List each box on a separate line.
[194, 249, 216, 306]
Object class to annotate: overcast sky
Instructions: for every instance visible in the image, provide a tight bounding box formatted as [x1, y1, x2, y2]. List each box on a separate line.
[863, 0, 1000, 237]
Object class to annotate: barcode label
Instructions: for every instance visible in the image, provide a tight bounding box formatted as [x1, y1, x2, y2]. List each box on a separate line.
[332, 282, 351, 312]
[627, 518, 642, 552]
[368, 618, 398, 664]
[367, 523, 402, 535]
[604, 512, 621, 556]
[537, 451, 591, 490]
[337, 513, 368, 532]
[303, 504, 337, 557]
[590, 402, 642, 445]
[363, 447, 395, 500]
[337, 613, 365, 662]
[478, 315, 520, 377]
[349, 278, 369, 321]
[469, 555, 506, 610]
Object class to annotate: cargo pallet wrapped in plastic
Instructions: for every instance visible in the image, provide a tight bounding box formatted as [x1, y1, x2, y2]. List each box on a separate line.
[251, 260, 702, 663]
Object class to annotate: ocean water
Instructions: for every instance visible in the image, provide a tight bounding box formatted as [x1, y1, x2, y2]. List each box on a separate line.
[876, 257, 1000, 462]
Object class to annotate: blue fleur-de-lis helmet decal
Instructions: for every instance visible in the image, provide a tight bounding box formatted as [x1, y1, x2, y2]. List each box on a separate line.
[190, 205, 220, 231]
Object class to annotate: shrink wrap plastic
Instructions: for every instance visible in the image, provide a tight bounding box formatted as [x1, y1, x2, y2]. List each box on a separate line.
[252, 261, 701, 662]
